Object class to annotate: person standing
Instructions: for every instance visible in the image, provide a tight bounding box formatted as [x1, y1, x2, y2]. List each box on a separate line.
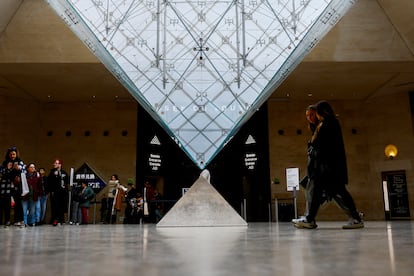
[38, 168, 48, 225]
[105, 174, 119, 224]
[294, 100, 364, 229]
[112, 180, 127, 223]
[0, 160, 13, 227]
[23, 163, 42, 226]
[105, 174, 127, 224]
[47, 159, 69, 226]
[79, 182, 95, 225]
[2, 147, 25, 227]
[69, 184, 82, 225]
[124, 183, 139, 224]
[143, 181, 155, 222]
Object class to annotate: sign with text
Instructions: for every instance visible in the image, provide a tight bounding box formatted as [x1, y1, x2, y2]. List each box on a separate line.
[244, 135, 257, 171]
[74, 163, 106, 193]
[286, 168, 299, 191]
[148, 153, 162, 171]
[382, 170, 410, 219]
[244, 152, 257, 170]
[148, 135, 162, 172]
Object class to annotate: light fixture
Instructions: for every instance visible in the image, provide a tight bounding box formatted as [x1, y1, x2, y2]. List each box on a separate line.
[384, 144, 398, 159]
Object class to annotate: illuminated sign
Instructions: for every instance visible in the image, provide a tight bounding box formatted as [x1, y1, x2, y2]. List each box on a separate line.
[244, 135, 257, 170]
[244, 153, 257, 170]
[148, 135, 162, 172]
[149, 153, 162, 171]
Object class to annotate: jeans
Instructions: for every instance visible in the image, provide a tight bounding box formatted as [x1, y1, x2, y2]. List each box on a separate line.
[22, 200, 30, 225]
[304, 178, 315, 216]
[23, 200, 41, 225]
[39, 195, 48, 222]
[70, 201, 81, 223]
[30, 200, 41, 224]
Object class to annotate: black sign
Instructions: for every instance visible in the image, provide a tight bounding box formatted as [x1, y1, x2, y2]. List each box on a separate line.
[383, 170, 410, 219]
[74, 163, 106, 193]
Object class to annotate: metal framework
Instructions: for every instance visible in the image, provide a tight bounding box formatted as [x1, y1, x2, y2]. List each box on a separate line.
[45, 0, 356, 168]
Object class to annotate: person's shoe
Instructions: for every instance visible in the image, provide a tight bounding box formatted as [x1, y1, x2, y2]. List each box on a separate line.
[342, 219, 364, 229]
[291, 216, 306, 224]
[5, 221, 11, 227]
[294, 217, 317, 229]
[52, 220, 58, 226]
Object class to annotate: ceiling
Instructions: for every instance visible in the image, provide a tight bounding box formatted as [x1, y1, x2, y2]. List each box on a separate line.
[1, 61, 414, 103]
[0, 63, 133, 102]
[0, 0, 413, 104]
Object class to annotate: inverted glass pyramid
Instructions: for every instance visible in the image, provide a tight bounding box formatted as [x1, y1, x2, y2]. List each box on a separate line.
[45, 0, 356, 169]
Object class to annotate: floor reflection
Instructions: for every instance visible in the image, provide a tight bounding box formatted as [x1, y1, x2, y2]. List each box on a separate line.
[0, 222, 413, 276]
[156, 226, 247, 275]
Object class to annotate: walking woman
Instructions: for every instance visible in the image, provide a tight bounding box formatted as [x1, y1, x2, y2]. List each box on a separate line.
[294, 100, 364, 229]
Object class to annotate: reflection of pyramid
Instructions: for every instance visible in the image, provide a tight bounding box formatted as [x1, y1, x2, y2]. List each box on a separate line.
[156, 227, 246, 274]
[157, 175, 247, 227]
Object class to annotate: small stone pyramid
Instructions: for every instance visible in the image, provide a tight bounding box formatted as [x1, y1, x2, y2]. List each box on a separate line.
[157, 170, 247, 227]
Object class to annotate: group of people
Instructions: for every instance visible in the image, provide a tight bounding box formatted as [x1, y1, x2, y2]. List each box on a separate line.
[99, 179, 163, 225]
[0, 147, 96, 227]
[99, 174, 129, 224]
[0, 145, 162, 228]
[292, 100, 364, 229]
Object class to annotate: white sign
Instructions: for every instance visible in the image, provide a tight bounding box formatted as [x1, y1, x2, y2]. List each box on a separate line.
[244, 152, 257, 170]
[149, 153, 162, 171]
[286, 167, 299, 191]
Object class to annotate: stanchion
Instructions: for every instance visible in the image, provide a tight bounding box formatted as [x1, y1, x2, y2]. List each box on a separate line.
[293, 187, 298, 219]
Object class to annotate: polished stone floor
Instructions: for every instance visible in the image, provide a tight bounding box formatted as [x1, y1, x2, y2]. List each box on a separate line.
[0, 221, 413, 276]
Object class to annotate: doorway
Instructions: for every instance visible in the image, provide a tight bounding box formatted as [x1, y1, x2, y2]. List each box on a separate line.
[381, 170, 411, 220]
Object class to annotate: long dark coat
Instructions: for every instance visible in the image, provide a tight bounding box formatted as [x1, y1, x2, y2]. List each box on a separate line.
[309, 116, 348, 196]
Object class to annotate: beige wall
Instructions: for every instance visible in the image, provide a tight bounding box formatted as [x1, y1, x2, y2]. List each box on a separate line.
[0, 95, 138, 190]
[268, 93, 414, 220]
